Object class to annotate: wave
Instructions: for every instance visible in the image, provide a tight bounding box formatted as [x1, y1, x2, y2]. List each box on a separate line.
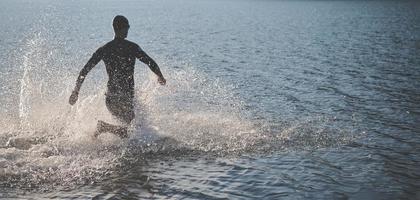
[0, 32, 357, 192]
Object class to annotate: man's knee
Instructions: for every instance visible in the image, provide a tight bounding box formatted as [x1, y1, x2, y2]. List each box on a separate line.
[105, 95, 134, 124]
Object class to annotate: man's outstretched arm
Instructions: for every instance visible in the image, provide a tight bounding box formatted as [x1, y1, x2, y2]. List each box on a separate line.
[136, 48, 166, 85]
[69, 49, 102, 105]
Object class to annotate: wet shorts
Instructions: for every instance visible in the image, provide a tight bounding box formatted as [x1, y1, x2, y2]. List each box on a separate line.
[105, 93, 134, 124]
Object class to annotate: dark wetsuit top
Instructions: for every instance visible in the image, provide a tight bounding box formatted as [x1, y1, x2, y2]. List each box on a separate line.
[79, 38, 162, 123]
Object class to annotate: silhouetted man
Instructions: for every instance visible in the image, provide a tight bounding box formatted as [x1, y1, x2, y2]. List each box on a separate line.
[69, 15, 166, 138]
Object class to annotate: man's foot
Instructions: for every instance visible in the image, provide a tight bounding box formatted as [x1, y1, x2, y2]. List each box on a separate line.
[113, 127, 128, 138]
[93, 130, 100, 139]
[95, 120, 128, 139]
[94, 120, 107, 138]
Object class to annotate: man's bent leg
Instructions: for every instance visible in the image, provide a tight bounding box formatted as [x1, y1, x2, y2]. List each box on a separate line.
[95, 120, 128, 138]
[94, 94, 134, 138]
[106, 94, 135, 124]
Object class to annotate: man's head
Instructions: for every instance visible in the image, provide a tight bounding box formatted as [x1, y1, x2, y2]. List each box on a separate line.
[113, 15, 130, 38]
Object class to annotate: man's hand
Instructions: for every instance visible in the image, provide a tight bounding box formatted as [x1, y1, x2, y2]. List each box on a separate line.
[158, 76, 166, 85]
[69, 90, 79, 105]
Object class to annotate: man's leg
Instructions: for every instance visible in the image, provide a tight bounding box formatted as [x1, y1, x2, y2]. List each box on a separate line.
[94, 94, 134, 139]
[95, 120, 128, 138]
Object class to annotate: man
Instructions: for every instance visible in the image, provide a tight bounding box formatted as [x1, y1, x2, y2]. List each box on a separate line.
[69, 15, 166, 138]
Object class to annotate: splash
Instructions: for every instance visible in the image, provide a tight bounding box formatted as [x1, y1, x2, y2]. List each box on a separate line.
[1, 32, 120, 191]
[0, 32, 357, 191]
[0, 31, 261, 191]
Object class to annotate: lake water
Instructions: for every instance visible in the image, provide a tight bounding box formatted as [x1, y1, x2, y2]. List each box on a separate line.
[1, 0, 420, 199]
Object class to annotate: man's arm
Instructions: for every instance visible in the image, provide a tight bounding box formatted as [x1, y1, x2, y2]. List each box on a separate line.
[69, 48, 103, 105]
[136, 47, 166, 85]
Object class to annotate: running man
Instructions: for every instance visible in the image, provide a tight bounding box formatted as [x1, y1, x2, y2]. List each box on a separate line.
[69, 15, 166, 138]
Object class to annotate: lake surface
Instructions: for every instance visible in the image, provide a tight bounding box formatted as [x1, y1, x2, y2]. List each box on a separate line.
[1, 0, 420, 199]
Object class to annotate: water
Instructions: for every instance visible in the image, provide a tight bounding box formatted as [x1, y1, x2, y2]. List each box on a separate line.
[1, 0, 420, 199]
